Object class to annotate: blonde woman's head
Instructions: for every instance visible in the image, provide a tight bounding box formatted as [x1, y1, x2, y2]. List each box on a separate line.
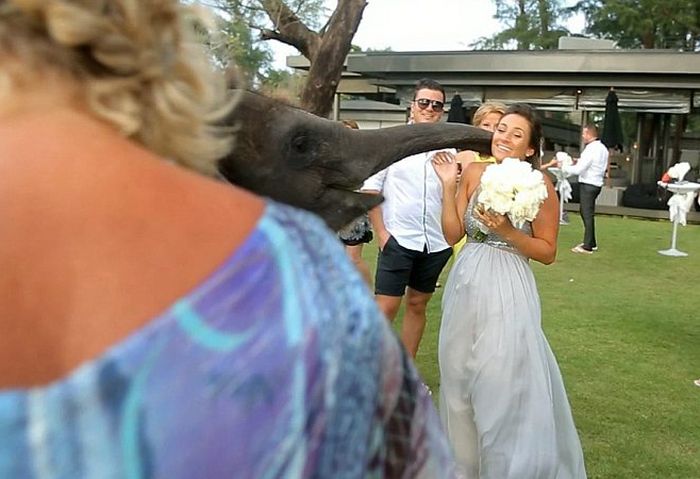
[0, 0, 232, 174]
[472, 101, 507, 133]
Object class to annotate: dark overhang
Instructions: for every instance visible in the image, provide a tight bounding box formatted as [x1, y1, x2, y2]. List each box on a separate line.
[345, 50, 700, 77]
[289, 49, 700, 113]
[345, 50, 700, 93]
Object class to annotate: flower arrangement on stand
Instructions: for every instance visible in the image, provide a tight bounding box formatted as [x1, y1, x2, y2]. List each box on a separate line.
[661, 162, 691, 183]
[552, 152, 574, 202]
[658, 162, 698, 226]
[555, 151, 574, 169]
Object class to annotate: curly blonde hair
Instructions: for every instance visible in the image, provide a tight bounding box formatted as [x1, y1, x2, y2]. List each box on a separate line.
[341, 119, 359, 130]
[472, 101, 507, 128]
[0, 0, 233, 174]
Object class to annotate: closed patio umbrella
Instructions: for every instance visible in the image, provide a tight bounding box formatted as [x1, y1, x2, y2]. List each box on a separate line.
[601, 88, 624, 151]
[447, 94, 469, 124]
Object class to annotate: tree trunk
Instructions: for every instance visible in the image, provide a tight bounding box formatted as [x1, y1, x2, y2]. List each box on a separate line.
[301, 0, 367, 117]
[538, 0, 550, 37]
[256, 0, 367, 117]
[516, 0, 529, 50]
[641, 25, 656, 48]
[672, 114, 686, 165]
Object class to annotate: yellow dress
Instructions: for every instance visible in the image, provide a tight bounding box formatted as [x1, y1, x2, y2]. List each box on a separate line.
[452, 152, 497, 257]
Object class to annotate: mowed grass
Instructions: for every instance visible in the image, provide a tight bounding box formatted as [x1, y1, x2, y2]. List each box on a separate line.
[361, 214, 700, 478]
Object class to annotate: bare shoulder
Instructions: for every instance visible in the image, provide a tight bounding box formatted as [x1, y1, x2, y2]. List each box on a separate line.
[455, 150, 477, 162]
[465, 161, 490, 175]
[464, 161, 489, 182]
[463, 162, 489, 198]
[182, 167, 265, 230]
[0, 146, 266, 388]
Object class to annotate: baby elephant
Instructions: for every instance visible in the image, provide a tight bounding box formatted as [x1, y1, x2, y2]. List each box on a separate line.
[218, 90, 492, 230]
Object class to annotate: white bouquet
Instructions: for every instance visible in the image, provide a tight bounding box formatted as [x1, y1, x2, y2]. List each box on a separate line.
[477, 158, 548, 229]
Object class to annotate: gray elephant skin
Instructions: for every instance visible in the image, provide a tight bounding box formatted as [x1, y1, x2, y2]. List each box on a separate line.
[218, 90, 493, 231]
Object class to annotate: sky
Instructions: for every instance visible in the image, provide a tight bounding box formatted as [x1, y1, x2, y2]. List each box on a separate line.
[270, 0, 586, 69]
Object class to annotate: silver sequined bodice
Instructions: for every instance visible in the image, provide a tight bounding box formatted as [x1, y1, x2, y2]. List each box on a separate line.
[465, 187, 533, 253]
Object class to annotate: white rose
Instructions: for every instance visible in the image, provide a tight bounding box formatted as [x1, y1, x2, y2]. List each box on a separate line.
[519, 169, 545, 190]
[477, 157, 548, 228]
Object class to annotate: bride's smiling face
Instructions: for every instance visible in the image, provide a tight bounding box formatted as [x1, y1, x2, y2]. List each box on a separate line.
[492, 113, 535, 162]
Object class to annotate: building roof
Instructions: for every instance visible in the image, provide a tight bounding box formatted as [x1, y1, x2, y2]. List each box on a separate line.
[288, 49, 700, 113]
[345, 50, 700, 87]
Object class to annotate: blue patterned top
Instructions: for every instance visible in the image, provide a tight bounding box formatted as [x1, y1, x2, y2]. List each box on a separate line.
[0, 202, 455, 478]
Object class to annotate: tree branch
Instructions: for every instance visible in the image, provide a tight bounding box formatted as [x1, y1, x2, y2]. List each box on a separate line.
[259, 0, 321, 59]
[260, 28, 284, 42]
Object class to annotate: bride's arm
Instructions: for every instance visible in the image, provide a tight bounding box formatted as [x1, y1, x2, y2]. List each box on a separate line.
[478, 176, 559, 264]
[432, 153, 471, 245]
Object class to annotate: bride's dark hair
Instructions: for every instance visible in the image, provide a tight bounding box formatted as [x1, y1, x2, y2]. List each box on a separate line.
[502, 103, 543, 165]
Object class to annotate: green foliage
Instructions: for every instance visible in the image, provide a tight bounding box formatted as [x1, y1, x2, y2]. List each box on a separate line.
[573, 0, 700, 50]
[475, 0, 572, 50]
[362, 46, 394, 52]
[348, 44, 395, 53]
[687, 113, 700, 133]
[261, 68, 293, 88]
[362, 214, 700, 477]
[201, 3, 272, 85]
[280, 0, 327, 30]
[258, 69, 306, 100]
[206, 0, 328, 85]
[216, 0, 328, 31]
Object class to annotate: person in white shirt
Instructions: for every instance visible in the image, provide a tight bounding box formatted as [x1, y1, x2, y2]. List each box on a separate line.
[362, 78, 454, 357]
[562, 123, 609, 254]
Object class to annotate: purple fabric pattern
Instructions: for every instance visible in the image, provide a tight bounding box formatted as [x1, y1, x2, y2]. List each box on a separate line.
[0, 202, 455, 478]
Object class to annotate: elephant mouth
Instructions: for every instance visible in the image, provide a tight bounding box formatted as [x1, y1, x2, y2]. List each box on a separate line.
[323, 181, 379, 203]
[319, 186, 357, 205]
[325, 181, 363, 193]
[315, 186, 382, 230]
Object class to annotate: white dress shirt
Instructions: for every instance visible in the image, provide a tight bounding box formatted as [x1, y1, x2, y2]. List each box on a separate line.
[562, 139, 609, 187]
[363, 149, 455, 253]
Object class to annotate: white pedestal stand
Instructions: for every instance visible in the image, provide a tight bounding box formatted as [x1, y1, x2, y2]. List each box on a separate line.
[657, 181, 700, 257]
[548, 167, 574, 225]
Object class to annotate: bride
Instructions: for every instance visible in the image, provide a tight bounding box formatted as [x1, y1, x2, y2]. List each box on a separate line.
[432, 104, 587, 478]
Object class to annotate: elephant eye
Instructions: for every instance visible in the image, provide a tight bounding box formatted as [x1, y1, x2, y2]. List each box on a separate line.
[291, 135, 309, 154]
[286, 131, 317, 170]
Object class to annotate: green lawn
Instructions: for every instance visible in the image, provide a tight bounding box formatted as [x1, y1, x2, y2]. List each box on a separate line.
[362, 214, 700, 478]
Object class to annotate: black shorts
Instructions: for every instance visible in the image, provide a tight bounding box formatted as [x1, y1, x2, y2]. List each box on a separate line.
[375, 237, 452, 296]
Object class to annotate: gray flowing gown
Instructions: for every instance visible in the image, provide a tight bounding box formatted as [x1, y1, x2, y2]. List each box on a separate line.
[438, 189, 587, 479]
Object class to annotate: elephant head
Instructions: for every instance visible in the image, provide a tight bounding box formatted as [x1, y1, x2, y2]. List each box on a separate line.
[218, 90, 492, 230]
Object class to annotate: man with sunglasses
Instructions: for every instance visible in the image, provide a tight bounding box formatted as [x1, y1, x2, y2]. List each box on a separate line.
[362, 78, 453, 359]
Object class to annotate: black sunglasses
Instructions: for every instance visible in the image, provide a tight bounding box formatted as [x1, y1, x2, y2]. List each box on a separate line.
[414, 98, 444, 111]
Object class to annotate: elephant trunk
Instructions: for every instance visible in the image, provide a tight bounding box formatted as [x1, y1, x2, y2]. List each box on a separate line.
[340, 123, 492, 183]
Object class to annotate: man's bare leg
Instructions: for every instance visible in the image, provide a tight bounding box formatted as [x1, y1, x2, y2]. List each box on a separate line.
[345, 244, 372, 286]
[401, 287, 432, 358]
[375, 294, 402, 322]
